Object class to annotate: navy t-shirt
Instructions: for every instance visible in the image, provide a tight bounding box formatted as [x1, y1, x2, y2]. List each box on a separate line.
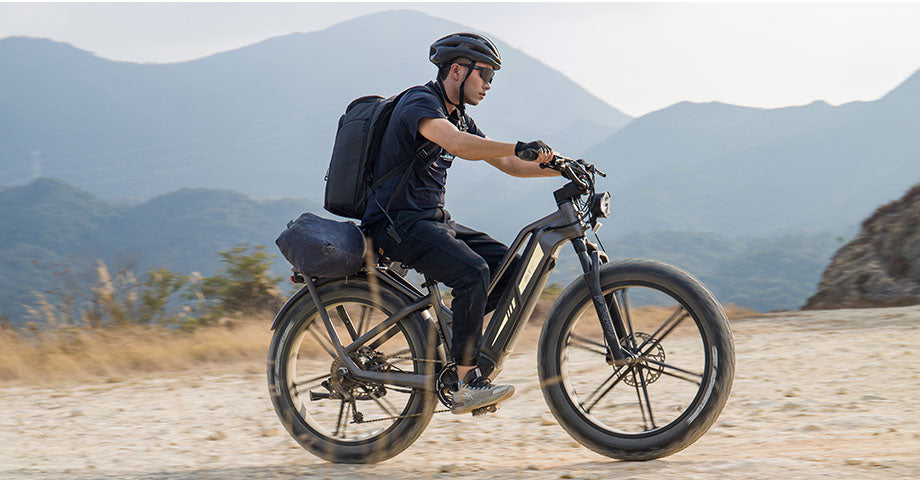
[362, 81, 485, 227]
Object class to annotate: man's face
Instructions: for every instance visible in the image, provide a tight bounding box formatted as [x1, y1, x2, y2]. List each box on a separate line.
[460, 61, 493, 106]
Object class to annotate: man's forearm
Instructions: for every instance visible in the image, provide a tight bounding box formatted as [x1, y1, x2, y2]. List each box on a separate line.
[445, 132, 516, 160]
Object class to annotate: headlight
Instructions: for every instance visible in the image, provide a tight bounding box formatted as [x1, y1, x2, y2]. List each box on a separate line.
[591, 191, 611, 218]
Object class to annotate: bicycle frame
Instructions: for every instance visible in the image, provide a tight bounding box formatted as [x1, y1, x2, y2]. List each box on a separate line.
[284, 180, 629, 392]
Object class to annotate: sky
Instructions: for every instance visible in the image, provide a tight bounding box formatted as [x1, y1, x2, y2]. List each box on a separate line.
[2, 2, 920, 117]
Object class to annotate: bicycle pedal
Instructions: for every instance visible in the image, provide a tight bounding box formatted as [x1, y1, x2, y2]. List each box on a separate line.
[471, 403, 499, 417]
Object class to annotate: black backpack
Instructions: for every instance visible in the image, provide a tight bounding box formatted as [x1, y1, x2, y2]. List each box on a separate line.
[323, 87, 435, 220]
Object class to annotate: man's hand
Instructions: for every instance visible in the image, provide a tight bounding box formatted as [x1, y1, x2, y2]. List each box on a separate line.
[515, 140, 555, 164]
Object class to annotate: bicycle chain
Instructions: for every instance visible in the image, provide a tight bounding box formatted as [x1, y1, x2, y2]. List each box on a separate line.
[353, 408, 451, 424]
[351, 355, 449, 424]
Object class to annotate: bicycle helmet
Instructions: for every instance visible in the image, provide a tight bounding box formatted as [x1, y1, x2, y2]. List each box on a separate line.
[429, 32, 502, 70]
[429, 32, 501, 119]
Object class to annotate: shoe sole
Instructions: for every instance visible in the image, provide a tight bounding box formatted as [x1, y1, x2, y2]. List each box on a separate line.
[450, 386, 515, 415]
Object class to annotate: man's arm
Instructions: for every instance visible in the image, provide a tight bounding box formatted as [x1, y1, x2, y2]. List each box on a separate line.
[483, 154, 560, 178]
[418, 117, 514, 159]
[417, 117, 559, 178]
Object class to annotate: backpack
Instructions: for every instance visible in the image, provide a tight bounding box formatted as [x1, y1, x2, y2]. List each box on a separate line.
[323, 87, 435, 220]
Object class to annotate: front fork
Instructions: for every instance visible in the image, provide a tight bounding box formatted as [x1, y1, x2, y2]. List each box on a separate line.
[572, 237, 637, 366]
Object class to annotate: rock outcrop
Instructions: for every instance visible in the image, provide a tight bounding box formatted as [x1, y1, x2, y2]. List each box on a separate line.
[804, 184, 920, 309]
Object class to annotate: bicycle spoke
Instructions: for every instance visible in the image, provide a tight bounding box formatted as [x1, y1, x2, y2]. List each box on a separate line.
[583, 365, 630, 413]
[357, 306, 370, 336]
[642, 358, 703, 385]
[617, 288, 637, 348]
[630, 369, 651, 430]
[388, 347, 412, 358]
[368, 324, 402, 351]
[636, 368, 656, 430]
[568, 334, 608, 356]
[636, 305, 688, 354]
[308, 323, 338, 359]
[379, 396, 402, 416]
[293, 373, 331, 394]
[335, 306, 359, 341]
[372, 397, 396, 417]
[333, 400, 347, 437]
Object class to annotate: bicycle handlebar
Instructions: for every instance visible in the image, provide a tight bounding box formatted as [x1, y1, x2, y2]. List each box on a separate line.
[536, 154, 606, 192]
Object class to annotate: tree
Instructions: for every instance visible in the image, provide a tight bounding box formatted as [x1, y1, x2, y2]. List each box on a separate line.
[188, 244, 284, 323]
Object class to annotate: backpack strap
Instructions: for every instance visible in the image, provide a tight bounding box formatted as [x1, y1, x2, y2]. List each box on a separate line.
[369, 140, 434, 192]
[373, 141, 436, 243]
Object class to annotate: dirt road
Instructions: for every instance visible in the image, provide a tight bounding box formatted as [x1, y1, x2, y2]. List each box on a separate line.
[2, 306, 919, 479]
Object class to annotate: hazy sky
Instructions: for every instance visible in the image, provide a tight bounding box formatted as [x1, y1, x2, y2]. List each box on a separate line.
[2, 2, 920, 117]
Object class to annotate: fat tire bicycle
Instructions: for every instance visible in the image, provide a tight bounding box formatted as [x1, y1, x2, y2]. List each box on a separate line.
[267, 155, 735, 463]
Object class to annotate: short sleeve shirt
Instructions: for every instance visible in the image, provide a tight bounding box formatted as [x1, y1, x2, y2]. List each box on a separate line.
[361, 81, 485, 226]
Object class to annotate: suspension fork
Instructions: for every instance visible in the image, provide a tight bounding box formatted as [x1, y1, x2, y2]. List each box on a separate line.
[572, 237, 635, 366]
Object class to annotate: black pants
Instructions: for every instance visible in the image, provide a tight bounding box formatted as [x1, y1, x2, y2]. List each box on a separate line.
[368, 209, 520, 366]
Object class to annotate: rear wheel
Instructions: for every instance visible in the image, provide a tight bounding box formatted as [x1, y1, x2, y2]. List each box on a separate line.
[539, 259, 735, 460]
[267, 278, 439, 463]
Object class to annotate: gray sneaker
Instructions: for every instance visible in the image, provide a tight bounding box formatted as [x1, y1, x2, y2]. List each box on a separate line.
[451, 372, 515, 415]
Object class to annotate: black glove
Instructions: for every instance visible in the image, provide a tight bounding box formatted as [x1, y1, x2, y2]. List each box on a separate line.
[515, 140, 552, 161]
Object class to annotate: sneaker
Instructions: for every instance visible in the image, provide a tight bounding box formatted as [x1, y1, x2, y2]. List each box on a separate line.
[450, 368, 515, 415]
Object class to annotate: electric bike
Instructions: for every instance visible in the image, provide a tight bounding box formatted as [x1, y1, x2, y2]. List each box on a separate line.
[267, 155, 735, 463]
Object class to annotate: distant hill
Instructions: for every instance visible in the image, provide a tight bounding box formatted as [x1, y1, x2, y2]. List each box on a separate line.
[805, 183, 920, 310]
[0, 10, 630, 202]
[578, 70, 920, 237]
[548, 229, 846, 312]
[0, 179, 317, 325]
[424, 68, 920, 243]
[0, 179, 844, 325]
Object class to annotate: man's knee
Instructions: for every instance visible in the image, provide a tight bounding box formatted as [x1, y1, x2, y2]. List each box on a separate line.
[448, 259, 490, 295]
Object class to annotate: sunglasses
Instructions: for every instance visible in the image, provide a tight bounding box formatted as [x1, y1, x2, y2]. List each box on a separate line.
[461, 63, 495, 84]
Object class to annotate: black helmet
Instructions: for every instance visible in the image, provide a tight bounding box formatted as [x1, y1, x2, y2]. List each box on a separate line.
[429, 32, 501, 70]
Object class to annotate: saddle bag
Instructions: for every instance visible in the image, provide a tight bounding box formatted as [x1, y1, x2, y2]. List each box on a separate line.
[275, 213, 367, 278]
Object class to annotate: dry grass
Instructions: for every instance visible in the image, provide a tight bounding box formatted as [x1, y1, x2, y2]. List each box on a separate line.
[0, 293, 762, 385]
[0, 316, 273, 385]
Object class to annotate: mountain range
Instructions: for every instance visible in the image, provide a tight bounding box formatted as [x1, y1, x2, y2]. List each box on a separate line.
[2, 10, 917, 242]
[0, 179, 317, 325]
[0, 10, 629, 202]
[2, 9, 919, 323]
[0, 179, 842, 325]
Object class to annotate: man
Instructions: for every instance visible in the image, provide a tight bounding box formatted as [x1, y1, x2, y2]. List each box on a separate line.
[362, 32, 559, 415]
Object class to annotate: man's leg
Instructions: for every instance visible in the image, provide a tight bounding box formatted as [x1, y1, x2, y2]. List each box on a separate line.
[372, 218, 491, 367]
[450, 221, 522, 314]
[371, 218, 514, 413]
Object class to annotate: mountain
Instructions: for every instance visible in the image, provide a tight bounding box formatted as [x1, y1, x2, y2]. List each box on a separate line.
[804, 183, 920, 310]
[0, 179, 318, 325]
[580, 69, 920, 237]
[0, 10, 630, 202]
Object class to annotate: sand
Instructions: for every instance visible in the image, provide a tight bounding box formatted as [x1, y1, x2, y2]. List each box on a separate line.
[2, 305, 919, 479]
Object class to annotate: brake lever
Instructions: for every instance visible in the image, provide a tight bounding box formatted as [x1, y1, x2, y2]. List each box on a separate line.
[563, 164, 589, 191]
[575, 158, 606, 178]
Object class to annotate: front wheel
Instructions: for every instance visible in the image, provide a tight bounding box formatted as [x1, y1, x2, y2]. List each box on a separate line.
[538, 259, 735, 460]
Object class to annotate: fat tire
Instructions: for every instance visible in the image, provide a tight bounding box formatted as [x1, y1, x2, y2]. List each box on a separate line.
[538, 258, 735, 460]
[267, 277, 438, 463]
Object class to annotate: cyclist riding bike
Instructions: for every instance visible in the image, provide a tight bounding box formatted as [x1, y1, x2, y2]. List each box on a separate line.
[361, 32, 561, 414]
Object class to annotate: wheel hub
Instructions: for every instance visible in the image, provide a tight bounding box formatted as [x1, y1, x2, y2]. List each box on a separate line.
[621, 332, 665, 386]
[325, 347, 388, 400]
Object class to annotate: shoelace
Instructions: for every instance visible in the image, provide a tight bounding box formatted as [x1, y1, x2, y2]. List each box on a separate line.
[463, 377, 493, 390]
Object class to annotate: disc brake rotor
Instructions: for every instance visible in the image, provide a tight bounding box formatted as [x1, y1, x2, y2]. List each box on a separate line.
[622, 332, 665, 386]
